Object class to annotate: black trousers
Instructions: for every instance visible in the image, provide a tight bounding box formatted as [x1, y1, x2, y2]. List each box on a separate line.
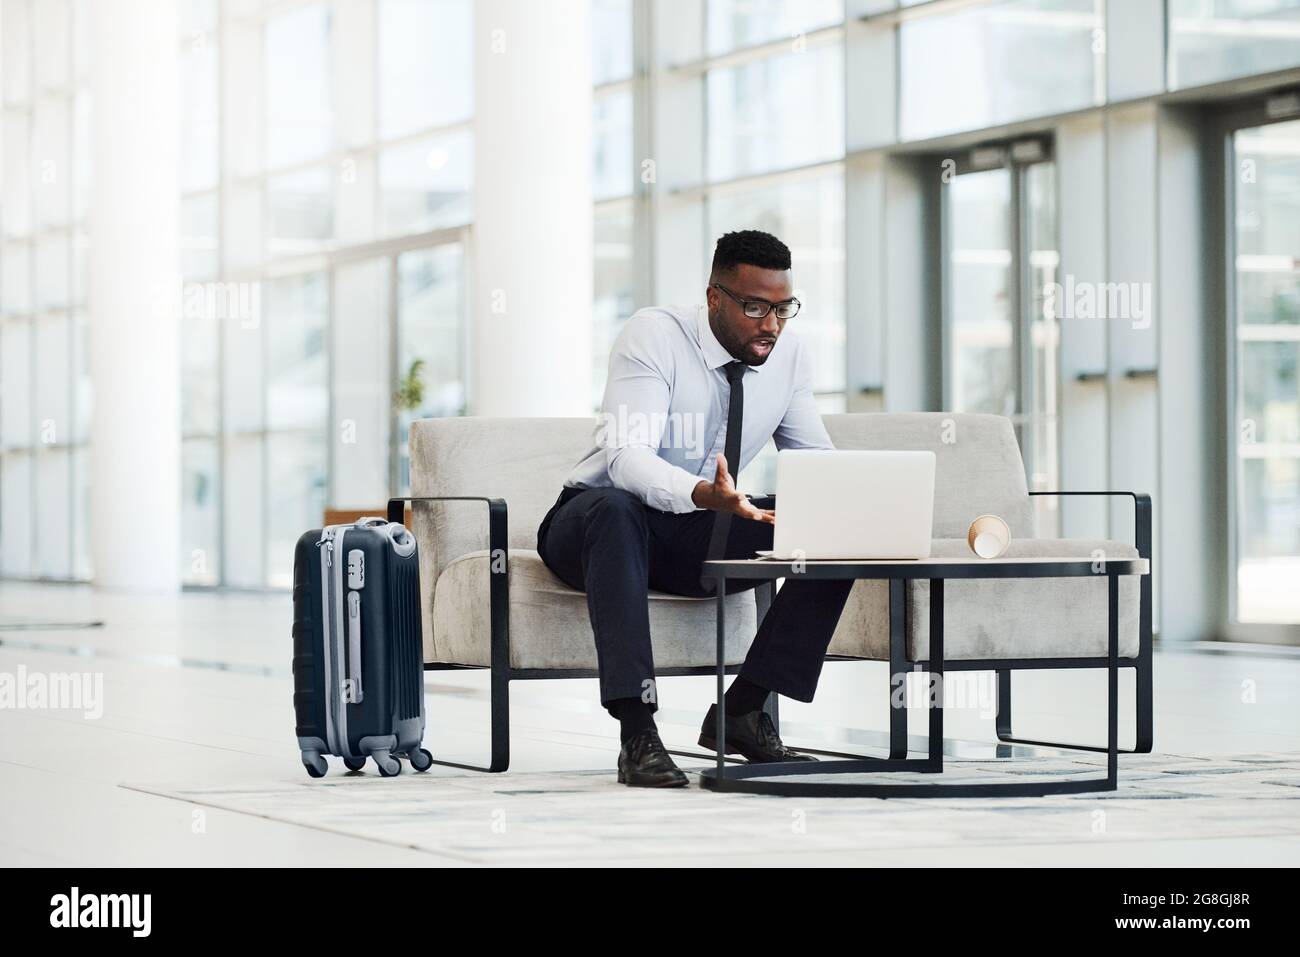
[536, 485, 854, 711]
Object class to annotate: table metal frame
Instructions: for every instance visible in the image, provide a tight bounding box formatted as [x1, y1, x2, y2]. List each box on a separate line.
[698, 557, 1149, 798]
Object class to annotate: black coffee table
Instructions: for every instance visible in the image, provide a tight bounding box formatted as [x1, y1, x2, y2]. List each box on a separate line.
[699, 556, 1150, 798]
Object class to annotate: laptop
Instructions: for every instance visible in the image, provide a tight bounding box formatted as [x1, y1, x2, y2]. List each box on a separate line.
[756, 449, 936, 560]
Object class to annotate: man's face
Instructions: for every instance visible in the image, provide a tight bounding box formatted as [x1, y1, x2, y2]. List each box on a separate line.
[705, 263, 794, 366]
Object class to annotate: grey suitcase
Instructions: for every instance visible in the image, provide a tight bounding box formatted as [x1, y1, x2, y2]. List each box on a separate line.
[292, 518, 430, 778]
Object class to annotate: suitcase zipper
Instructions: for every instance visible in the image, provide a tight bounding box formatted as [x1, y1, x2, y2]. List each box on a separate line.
[316, 527, 351, 758]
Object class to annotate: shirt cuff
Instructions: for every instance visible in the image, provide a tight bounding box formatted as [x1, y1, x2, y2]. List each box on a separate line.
[665, 467, 703, 514]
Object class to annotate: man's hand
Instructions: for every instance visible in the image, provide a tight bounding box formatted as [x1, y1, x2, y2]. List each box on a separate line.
[691, 454, 775, 524]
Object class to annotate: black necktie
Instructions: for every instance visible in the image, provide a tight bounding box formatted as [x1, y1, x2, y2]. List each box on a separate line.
[701, 361, 746, 590]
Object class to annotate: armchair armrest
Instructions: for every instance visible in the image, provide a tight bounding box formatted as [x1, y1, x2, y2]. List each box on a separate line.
[387, 495, 510, 672]
[387, 495, 508, 555]
[1027, 490, 1153, 656]
[1027, 491, 1151, 560]
[387, 494, 511, 772]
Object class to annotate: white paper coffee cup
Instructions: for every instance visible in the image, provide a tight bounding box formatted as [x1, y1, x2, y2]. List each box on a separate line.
[967, 514, 1010, 559]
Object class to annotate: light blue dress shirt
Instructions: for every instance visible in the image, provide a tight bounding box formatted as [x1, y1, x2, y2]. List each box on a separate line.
[564, 303, 834, 513]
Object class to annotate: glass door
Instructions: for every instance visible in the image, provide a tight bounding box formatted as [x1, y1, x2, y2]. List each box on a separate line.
[393, 238, 469, 493]
[946, 166, 1016, 418]
[944, 148, 1061, 535]
[1023, 160, 1061, 538]
[1230, 117, 1300, 627]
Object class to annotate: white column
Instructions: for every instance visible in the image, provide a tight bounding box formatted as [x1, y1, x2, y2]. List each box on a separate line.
[1157, 106, 1215, 641]
[471, 0, 593, 416]
[89, 1, 180, 591]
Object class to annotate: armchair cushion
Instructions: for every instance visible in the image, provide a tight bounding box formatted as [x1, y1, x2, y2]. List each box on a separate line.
[827, 538, 1141, 661]
[430, 548, 758, 670]
[823, 412, 1036, 538]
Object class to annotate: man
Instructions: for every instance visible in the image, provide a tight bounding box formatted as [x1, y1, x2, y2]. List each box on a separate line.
[536, 230, 854, 787]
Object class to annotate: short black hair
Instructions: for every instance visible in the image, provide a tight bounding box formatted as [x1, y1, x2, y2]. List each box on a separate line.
[710, 230, 791, 278]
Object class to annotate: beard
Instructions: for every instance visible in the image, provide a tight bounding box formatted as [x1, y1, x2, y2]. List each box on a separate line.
[708, 305, 776, 366]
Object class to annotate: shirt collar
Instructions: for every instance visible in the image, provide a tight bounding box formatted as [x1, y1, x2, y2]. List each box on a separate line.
[696, 305, 761, 375]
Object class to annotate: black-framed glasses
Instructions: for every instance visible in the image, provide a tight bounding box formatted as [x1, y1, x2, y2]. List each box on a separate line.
[711, 283, 801, 320]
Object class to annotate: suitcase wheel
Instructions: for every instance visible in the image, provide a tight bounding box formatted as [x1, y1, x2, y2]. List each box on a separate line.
[302, 753, 329, 779]
[374, 752, 402, 777]
[409, 748, 434, 773]
[343, 757, 367, 772]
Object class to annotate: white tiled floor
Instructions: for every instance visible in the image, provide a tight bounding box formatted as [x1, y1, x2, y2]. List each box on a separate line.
[1, 581, 1298, 867]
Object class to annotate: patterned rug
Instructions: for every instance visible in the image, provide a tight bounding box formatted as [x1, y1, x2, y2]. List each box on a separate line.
[121, 751, 1300, 865]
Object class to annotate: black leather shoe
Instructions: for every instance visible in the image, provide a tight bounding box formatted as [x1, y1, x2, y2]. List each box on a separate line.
[617, 729, 689, 787]
[698, 704, 817, 763]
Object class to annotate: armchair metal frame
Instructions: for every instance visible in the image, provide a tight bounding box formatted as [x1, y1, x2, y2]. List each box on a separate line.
[995, 491, 1154, 755]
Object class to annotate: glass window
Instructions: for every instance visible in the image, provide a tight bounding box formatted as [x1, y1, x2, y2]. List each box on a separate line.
[899, 0, 1102, 142]
[268, 165, 334, 256]
[1, 320, 32, 449]
[71, 310, 89, 443]
[34, 312, 71, 444]
[395, 244, 466, 489]
[3, 0, 32, 105]
[181, 193, 219, 279]
[73, 91, 91, 225]
[181, 438, 220, 585]
[0, 452, 33, 577]
[593, 202, 635, 406]
[378, 0, 473, 139]
[72, 443, 91, 579]
[707, 0, 842, 55]
[182, 295, 220, 437]
[378, 131, 474, 237]
[72, 0, 91, 82]
[1, 242, 32, 316]
[592, 0, 634, 84]
[266, 271, 329, 432]
[33, 0, 70, 92]
[593, 89, 634, 201]
[35, 235, 71, 311]
[34, 448, 71, 577]
[180, 31, 219, 193]
[266, 431, 327, 587]
[72, 231, 89, 307]
[33, 94, 71, 229]
[223, 283, 265, 435]
[1233, 117, 1300, 624]
[3, 111, 32, 238]
[222, 434, 263, 587]
[265, 3, 333, 169]
[707, 170, 846, 394]
[180, 0, 217, 40]
[1169, 0, 1300, 89]
[332, 258, 391, 506]
[224, 181, 265, 272]
[707, 43, 843, 182]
